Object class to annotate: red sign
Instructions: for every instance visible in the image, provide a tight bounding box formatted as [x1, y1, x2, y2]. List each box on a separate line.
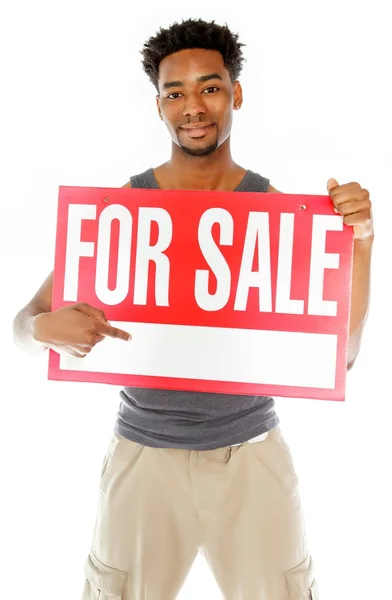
[49, 186, 354, 400]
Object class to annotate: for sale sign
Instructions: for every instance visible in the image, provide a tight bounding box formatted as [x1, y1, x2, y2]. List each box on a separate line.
[49, 186, 354, 400]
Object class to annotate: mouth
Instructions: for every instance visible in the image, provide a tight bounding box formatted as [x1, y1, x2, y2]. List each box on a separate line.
[179, 123, 215, 139]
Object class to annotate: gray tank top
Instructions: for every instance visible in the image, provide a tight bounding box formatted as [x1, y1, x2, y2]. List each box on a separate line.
[114, 168, 279, 449]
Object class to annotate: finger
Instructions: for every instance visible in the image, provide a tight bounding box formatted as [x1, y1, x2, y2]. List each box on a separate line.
[333, 200, 371, 217]
[77, 345, 93, 353]
[327, 181, 362, 196]
[68, 349, 87, 358]
[76, 303, 108, 323]
[78, 336, 105, 348]
[343, 210, 373, 227]
[96, 322, 132, 341]
[329, 189, 366, 207]
[327, 178, 339, 193]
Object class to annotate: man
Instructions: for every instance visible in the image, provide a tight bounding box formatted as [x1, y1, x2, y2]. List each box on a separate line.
[13, 18, 373, 600]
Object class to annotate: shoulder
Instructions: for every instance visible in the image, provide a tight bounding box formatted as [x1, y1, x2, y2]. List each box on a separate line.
[241, 169, 282, 194]
[121, 170, 152, 188]
[121, 168, 157, 190]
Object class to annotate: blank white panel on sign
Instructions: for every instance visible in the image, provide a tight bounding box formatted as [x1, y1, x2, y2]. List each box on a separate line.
[59, 322, 338, 389]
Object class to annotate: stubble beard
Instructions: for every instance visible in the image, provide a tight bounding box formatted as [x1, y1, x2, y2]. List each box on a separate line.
[179, 140, 219, 156]
[176, 125, 219, 157]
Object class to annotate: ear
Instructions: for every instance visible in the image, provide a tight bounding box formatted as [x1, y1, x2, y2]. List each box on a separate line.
[233, 81, 243, 110]
[156, 95, 163, 121]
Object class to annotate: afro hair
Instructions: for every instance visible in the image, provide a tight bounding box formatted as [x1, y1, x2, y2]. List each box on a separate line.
[141, 18, 246, 91]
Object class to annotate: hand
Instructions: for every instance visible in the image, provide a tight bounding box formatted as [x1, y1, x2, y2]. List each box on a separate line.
[327, 178, 374, 241]
[32, 302, 132, 358]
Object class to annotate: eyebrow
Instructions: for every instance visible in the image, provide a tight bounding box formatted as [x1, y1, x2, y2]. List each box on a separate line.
[162, 73, 223, 90]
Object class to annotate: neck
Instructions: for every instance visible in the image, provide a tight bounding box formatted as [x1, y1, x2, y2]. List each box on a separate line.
[157, 137, 244, 191]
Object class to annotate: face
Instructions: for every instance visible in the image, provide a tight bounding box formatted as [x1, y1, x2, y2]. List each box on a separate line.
[156, 48, 242, 157]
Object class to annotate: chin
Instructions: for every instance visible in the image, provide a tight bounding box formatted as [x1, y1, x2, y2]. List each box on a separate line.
[180, 141, 219, 157]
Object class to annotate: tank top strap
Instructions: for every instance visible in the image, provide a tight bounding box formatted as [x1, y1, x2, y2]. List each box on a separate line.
[130, 168, 158, 189]
[235, 169, 270, 192]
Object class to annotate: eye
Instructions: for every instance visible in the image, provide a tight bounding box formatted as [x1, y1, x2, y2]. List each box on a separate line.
[166, 92, 183, 100]
[203, 86, 219, 94]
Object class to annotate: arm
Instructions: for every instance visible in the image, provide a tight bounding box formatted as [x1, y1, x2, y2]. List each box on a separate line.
[347, 236, 373, 369]
[13, 271, 54, 355]
[326, 179, 374, 370]
[268, 180, 373, 370]
[13, 270, 132, 357]
[13, 180, 133, 357]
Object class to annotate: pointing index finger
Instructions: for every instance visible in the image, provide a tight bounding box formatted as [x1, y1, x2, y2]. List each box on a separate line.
[95, 322, 132, 341]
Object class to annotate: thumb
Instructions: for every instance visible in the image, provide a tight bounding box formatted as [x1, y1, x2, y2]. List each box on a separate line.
[327, 178, 339, 193]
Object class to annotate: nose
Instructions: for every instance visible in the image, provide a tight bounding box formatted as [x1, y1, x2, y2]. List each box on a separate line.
[182, 93, 207, 118]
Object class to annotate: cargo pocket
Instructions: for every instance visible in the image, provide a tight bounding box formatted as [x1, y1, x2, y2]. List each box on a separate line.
[82, 551, 128, 599]
[285, 555, 318, 599]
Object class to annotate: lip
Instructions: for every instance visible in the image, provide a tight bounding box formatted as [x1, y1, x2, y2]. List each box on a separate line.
[180, 123, 214, 138]
[180, 122, 214, 130]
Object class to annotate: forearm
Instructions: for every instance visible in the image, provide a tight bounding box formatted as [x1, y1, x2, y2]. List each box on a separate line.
[347, 235, 374, 368]
[13, 305, 49, 355]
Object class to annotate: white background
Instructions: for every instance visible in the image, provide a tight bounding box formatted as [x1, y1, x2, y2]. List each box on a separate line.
[1, 0, 391, 598]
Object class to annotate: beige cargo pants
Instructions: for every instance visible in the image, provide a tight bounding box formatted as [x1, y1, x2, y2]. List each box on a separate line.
[81, 425, 318, 599]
